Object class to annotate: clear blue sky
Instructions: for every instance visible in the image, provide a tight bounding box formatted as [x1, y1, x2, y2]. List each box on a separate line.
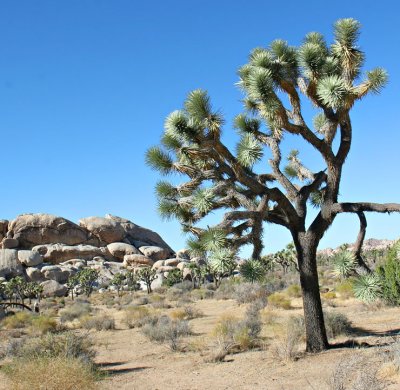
[0, 0, 399, 255]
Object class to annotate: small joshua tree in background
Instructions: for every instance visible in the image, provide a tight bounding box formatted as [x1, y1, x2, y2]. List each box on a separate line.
[138, 267, 157, 294]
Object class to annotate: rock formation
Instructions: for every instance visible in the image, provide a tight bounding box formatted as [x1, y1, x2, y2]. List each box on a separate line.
[0, 213, 194, 296]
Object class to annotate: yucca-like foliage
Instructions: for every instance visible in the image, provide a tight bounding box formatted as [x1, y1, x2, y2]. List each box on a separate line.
[209, 248, 237, 276]
[239, 259, 265, 283]
[146, 18, 397, 352]
[353, 274, 382, 303]
[332, 250, 357, 279]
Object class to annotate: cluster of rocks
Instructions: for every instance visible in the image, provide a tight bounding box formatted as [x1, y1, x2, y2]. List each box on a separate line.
[0, 213, 196, 297]
[317, 238, 396, 258]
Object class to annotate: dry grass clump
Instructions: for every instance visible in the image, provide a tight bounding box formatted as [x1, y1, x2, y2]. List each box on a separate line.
[285, 284, 302, 298]
[206, 302, 263, 362]
[233, 282, 268, 305]
[1, 312, 59, 335]
[2, 356, 99, 390]
[169, 305, 203, 321]
[141, 315, 192, 351]
[324, 311, 352, 339]
[149, 293, 171, 309]
[2, 331, 99, 390]
[190, 287, 215, 300]
[270, 315, 304, 362]
[1, 312, 33, 329]
[335, 279, 355, 299]
[79, 314, 115, 331]
[329, 354, 386, 390]
[123, 306, 159, 329]
[268, 292, 292, 310]
[59, 301, 92, 323]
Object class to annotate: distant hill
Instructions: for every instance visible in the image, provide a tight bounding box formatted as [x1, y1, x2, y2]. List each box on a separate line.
[318, 238, 397, 258]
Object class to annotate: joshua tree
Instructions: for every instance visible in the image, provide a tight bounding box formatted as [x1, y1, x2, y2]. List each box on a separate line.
[138, 267, 157, 294]
[78, 269, 99, 297]
[111, 273, 126, 297]
[146, 19, 400, 352]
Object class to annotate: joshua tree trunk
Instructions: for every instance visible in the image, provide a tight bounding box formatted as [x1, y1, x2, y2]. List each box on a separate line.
[294, 233, 329, 352]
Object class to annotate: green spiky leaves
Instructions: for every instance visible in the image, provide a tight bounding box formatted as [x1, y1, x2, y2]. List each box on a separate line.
[185, 89, 223, 135]
[332, 250, 357, 279]
[239, 259, 265, 283]
[365, 68, 388, 94]
[145, 147, 174, 175]
[313, 113, 328, 133]
[333, 18, 361, 48]
[236, 133, 263, 168]
[192, 188, 215, 214]
[155, 181, 177, 199]
[353, 273, 382, 303]
[234, 114, 261, 135]
[316, 75, 350, 109]
[209, 248, 237, 275]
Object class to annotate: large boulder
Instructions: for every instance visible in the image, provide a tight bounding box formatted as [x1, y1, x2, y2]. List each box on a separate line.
[138, 246, 170, 261]
[8, 214, 89, 249]
[41, 265, 71, 283]
[105, 215, 174, 255]
[40, 280, 68, 297]
[1, 238, 19, 249]
[0, 249, 23, 278]
[106, 242, 140, 260]
[32, 243, 111, 264]
[123, 254, 154, 267]
[0, 220, 8, 241]
[18, 250, 43, 267]
[26, 266, 47, 282]
[79, 217, 126, 244]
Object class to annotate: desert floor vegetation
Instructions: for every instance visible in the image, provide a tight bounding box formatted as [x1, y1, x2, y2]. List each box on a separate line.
[1, 275, 400, 389]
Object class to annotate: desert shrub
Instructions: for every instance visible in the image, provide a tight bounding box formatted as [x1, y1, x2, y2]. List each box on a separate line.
[30, 315, 58, 335]
[136, 296, 150, 305]
[322, 291, 337, 300]
[164, 268, 183, 287]
[1, 312, 33, 329]
[123, 306, 158, 329]
[335, 279, 355, 299]
[2, 356, 99, 390]
[263, 274, 289, 293]
[6, 331, 96, 363]
[170, 305, 202, 321]
[329, 355, 386, 390]
[233, 282, 268, 305]
[60, 301, 91, 323]
[261, 308, 278, 325]
[268, 292, 292, 309]
[211, 304, 262, 354]
[2, 330, 98, 388]
[80, 314, 115, 331]
[190, 288, 214, 300]
[214, 279, 239, 300]
[271, 315, 304, 362]
[149, 294, 170, 309]
[376, 244, 400, 305]
[324, 311, 352, 339]
[142, 315, 191, 351]
[285, 284, 302, 298]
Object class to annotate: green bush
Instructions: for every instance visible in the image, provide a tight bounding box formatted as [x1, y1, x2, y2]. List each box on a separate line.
[268, 292, 292, 309]
[376, 244, 400, 305]
[286, 284, 302, 298]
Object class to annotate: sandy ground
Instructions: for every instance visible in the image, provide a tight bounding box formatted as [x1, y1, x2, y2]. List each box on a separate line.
[1, 296, 400, 390]
[94, 299, 400, 390]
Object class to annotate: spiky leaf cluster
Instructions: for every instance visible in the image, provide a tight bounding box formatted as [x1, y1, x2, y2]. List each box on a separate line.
[332, 250, 357, 279]
[209, 248, 237, 275]
[239, 259, 265, 283]
[353, 273, 382, 303]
